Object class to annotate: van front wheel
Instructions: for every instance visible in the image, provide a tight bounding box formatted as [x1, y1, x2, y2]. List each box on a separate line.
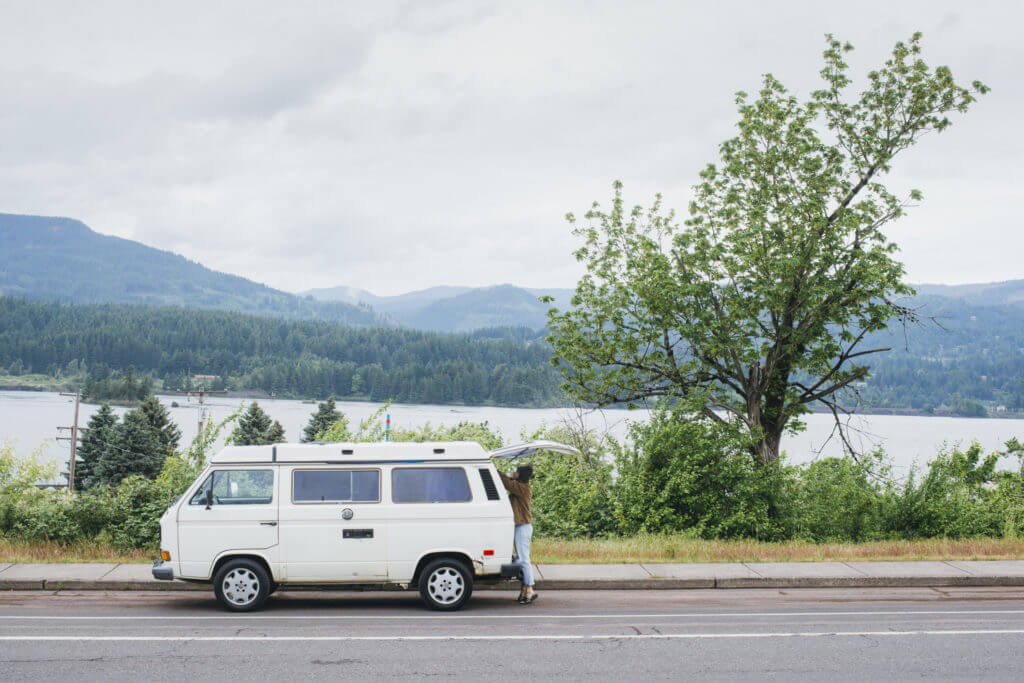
[213, 559, 271, 612]
[419, 559, 473, 611]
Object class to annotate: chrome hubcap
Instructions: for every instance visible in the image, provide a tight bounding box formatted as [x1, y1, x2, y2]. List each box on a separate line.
[222, 568, 260, 606]
[427, 567, 464, 605]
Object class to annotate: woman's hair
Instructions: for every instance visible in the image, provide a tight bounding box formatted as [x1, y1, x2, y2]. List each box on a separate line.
[516, 465, 533, 484]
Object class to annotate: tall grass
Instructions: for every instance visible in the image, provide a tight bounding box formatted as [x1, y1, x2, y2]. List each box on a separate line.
[2, 535, 1022, 564]
[0, 538, 153, 564]
[531, 535, 1024, 564]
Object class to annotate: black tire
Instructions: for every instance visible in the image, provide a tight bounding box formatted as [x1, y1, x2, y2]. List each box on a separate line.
[213, 558, 272, 612]
[418, 559, 473, 611]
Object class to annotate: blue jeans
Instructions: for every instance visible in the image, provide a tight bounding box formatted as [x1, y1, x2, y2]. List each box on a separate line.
[513, 523, 534, 587]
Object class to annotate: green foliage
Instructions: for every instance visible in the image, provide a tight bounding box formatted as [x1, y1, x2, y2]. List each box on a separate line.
[74, 403, 118, 490]
[514, 422, 616, 538]
[614, 410, 785, 540]
[92, 409, 165, 487]
[4, 404, 1022, 553]
[83, 365, 153, 403]
[546, 34, 988, 463]
[0, 454, 192, 551]
[185, 407, 242, 470]
[303, 397, 343, 442]
[793, 451, 891, 541]
[318, 401, 505, 450]
[139, 395, 182, 454]
[887, 441, 1013, 539]
[0, 441, 55, 498]
[229, 402, 286, 446]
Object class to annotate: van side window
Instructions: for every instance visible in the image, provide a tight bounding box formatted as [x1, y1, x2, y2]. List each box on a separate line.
[293, 470, 380, 503]
[478, 468, 501, 501]
[392, 468, 471, 503]
[189, 470, 273, 505]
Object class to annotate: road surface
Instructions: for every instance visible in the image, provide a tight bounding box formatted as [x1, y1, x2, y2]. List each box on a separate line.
[1, 587, 1023, 680]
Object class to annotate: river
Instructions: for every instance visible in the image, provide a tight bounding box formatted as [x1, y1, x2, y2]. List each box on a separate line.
[2, 390, 1023, 480]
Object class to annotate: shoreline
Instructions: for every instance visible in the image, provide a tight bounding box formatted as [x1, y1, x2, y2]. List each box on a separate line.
[1, 384, 1022, 419]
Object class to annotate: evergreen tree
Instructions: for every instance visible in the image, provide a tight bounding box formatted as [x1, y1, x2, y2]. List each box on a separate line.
[231, 402, 286, 445]
[139, 395, 182, 454]
[74, 403, 118, 490]
[265, 420, 286, 444]
[94, 409, 165, 486]
[302, 397, 342, 442]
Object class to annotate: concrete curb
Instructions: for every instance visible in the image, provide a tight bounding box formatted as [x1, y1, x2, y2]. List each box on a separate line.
[3, 561, 1024, 592]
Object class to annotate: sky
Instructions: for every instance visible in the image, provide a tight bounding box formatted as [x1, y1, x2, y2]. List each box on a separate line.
[0, 0, 1019, 296]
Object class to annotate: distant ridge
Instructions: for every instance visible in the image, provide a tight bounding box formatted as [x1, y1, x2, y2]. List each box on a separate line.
[303, 283, 576, 332]
[0, 212, 380, 326]
[913, 280, 1024, 306]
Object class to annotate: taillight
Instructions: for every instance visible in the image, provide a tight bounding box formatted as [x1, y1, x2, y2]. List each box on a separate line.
[483, 549, 494, 556]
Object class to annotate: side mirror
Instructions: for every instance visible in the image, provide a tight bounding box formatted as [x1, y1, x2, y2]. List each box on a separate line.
[205, 488, 214, 509]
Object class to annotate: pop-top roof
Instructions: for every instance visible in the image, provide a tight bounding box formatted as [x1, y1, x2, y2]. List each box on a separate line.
[209, 441, 490, 464]
[207, 440, 581, 465]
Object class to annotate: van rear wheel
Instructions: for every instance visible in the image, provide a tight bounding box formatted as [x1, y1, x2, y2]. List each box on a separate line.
[213, 559, 271, 612]
[419, 559, 473, 611]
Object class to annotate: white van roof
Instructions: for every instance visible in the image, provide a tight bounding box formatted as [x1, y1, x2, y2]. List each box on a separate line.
[209, 441, 491, 465]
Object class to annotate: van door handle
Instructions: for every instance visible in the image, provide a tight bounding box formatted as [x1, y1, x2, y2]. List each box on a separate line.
[259, 521, 278, 526]
[343, 529, 373, 539]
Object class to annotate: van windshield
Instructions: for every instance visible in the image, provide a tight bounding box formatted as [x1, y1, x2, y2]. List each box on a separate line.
[189, 470, 274, 505]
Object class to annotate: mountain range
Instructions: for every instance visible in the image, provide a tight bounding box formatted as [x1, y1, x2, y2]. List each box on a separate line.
[303, 283, 575, 331]
[0, 212, 573, 333]
[0, 213, 380, 326]
[2, 211, 1023, 411]
[2, 210, 1023, 338]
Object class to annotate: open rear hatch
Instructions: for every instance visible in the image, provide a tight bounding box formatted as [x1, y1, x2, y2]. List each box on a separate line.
[488, 440, 581, 459]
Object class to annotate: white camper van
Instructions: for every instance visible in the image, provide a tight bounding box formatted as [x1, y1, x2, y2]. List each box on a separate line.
[152, 440, 576, 611]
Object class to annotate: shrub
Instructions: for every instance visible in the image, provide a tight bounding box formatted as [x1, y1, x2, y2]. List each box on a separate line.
[792, 451, 891, 542]
[614, 409, 788, 540]
[887, 441, 1019, 539]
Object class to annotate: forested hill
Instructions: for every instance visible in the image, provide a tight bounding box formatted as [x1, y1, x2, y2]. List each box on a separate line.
[853, 294, 1024, 412]
[0, 213, 379, 326]
[0, 297, 562, 406]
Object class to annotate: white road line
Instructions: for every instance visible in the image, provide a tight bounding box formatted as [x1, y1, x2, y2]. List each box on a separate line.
[0, 609, 1023, 621]
[2, 630, 1024, 641]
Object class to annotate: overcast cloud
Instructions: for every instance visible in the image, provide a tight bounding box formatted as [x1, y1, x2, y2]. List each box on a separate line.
[0, 0, 1019, 295]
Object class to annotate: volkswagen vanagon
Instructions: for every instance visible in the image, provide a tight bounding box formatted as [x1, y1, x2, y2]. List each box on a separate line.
[152, 440, 576, 611]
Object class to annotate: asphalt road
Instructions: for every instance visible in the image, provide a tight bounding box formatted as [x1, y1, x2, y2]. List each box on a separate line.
[1, 587, 1023, 681]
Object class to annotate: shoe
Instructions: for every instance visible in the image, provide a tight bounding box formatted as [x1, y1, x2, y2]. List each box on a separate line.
[521, 593, 538, 605]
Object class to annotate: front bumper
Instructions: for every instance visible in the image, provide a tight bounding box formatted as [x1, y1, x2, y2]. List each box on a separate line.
[500, 563, 522, 579]
[152, 560, 174, 581]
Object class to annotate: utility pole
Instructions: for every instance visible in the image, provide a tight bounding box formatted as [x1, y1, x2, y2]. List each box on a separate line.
[57, 391, 81, 497]
[167, 385, 228, 439]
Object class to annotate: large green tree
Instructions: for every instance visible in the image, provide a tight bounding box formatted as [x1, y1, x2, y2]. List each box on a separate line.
[231, 402, 286, 446]
[94, 409, 166, 486]
[74, 403, 119, 490]
[302, 397, 343, 442]
[547, 34, 988, 463]
[139, 395, 182, 455]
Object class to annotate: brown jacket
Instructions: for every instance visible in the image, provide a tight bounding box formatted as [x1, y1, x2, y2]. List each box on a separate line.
[498, 471, 532, 525]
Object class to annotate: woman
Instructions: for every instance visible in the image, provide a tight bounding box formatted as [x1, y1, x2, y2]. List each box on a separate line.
[498, 465, 536, 604]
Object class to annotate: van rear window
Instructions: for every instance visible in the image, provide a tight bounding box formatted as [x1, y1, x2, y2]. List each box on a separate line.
[392, 468, 471, 503]
[293, 470, 380, 503]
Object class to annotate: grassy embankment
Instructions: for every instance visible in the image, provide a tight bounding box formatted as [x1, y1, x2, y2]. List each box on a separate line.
[3, 536, 1023, 564]
[0, 372, 81, 392]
